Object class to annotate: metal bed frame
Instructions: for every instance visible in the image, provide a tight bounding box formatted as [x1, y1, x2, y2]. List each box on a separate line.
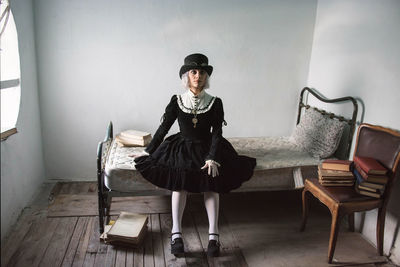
[96, 87, 358, 233]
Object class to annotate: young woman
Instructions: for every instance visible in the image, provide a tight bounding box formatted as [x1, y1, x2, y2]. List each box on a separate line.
[134, 53, 256, 257]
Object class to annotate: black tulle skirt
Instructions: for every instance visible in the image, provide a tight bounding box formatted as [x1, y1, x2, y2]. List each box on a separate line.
[134, 133, 256, 193]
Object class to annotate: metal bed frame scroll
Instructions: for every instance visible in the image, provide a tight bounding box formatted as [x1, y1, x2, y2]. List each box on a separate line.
[297, 87, 358, 160]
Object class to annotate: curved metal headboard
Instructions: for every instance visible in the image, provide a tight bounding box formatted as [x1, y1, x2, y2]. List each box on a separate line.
[297, 87, 358, 159]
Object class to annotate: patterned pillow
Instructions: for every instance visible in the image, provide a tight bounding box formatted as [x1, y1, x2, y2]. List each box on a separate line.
[290, 108, 346, 159]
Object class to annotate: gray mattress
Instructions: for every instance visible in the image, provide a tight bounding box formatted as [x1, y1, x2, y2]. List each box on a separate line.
[104, 137, 321, 192]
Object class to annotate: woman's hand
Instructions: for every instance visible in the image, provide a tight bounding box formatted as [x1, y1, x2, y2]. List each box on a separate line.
[129, 151, 149, 158]
[201, 160, 221, 177]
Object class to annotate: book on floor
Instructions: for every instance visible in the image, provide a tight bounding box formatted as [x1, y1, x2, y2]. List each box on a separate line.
[353, 156, 388, 175]
[101, 212, 148, 246]
[321, 159, 352, 172]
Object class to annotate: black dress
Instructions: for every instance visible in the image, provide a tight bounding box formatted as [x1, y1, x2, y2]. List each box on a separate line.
[134, 94, 256, 193]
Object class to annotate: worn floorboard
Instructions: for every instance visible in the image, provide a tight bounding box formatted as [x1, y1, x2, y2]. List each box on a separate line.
[1, 182, 396, 267]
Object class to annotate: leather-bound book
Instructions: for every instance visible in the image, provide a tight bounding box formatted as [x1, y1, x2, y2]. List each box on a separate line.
[354, 156, 388, 175]
[321, 159, 352, 171]
[354, 164, 388, 184]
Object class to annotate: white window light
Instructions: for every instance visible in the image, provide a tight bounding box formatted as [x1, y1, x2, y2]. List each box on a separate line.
[1, 0, 21, 139]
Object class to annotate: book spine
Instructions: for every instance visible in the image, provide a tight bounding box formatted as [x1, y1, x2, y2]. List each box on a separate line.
[355, 187, 380, 198]
[354, 156, 387, 175]
[358, 184, 379, 193]
[354, 164, 368, 179]
[353, 168, 365, 185]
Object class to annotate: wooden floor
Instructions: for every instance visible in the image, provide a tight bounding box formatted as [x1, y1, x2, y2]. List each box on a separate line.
[1, 182, 396, 267]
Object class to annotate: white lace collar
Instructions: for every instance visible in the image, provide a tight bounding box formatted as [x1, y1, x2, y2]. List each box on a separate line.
[177, 90, 216, 114]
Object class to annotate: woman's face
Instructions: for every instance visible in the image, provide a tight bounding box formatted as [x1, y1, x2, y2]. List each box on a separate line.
[188, 69, 207, 90]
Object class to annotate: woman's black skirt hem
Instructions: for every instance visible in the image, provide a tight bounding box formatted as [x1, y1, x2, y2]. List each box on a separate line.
[134, 133, 256, 193]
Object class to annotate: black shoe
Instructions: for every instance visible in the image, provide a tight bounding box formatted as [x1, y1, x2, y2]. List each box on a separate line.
[207, 233, 220, 257]
[171, 232, 184, 256]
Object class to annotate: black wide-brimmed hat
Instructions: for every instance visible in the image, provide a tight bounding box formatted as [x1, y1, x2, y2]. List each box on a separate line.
[179, 53, 213, 78]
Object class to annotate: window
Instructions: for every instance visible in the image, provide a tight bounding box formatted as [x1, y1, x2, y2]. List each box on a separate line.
[1, 0, 21, 139]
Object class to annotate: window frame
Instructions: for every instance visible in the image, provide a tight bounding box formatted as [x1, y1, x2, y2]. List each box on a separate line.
[1, 1, 20, 141]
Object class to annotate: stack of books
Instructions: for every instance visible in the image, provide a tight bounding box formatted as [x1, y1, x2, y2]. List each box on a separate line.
[353, 156, 388, 198]
[100, 212, 148, 247]
[115, 130, 152, 147]
[318, 159, 355, 186]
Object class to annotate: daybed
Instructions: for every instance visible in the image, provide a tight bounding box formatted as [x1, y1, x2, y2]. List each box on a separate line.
[96, 87, 358, 233]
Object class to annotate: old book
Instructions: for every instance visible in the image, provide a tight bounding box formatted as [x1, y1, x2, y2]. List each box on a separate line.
[355, 187, 381, 198]
[353, 168, 385, 190]
[116, 134, 150, 147]
[319, 177, 354, 184]
[106, 227, 148, 247]
[319, 181, 354, 186]
[354, 164, 388, 184]
[319, 176, 354, 181]
[359, 181, 384, 190]
[318, 169, 354, 180]
[353, 156, 387, 175]
[318, 166, 353, 178]
[318, 175, 354, 181]
[358, 184, 381, 193]
[321, 159, 352, 172]
[106, 212, 148, 245]
[120, 130, 151, 141]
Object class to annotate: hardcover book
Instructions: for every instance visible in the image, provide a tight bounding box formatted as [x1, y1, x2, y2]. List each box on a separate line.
[353, 164, 388, 184]
[358, 184, 381, 193]
[106, 212, 148, 245]
[321, 159, 352, 172]
[319, 181, 354, 186]
[116, 134, 151, 147]
[353, 168, 385, 190]
[120, 130, 152, 141]
[318, 165, 353, 177]
[353, 156, 388, 175]
[355, 186, 381, 198]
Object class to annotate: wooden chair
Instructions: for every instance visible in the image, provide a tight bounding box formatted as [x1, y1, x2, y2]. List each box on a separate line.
[300, 123, 400, 263]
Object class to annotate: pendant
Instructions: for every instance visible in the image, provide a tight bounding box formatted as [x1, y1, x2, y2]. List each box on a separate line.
[192, 117, 198, 128]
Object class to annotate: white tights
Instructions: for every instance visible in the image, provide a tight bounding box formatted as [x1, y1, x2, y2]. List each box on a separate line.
[171, 191, 219, 241]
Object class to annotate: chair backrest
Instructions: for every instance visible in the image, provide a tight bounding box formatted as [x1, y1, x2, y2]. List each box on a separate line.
[354, 123, 400, 200]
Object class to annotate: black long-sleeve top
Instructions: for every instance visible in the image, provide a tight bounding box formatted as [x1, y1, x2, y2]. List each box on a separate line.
[145, 95, 224, 162]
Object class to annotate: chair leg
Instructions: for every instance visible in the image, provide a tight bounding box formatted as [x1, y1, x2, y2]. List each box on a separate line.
[348, 213, 355, 232]
[300, 188, 310, 232]
[328, 208, 342, 264]
[377, 207, 386, 256]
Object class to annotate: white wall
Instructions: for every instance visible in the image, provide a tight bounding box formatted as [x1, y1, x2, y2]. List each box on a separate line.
[33, 0, 317, 180]
[307, 0, 400, 263]
[1, 0, 46, 243]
